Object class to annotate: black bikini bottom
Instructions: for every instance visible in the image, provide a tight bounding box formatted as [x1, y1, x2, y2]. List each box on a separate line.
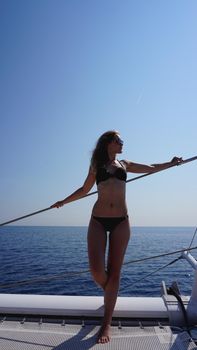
[93, 215, 128, 233]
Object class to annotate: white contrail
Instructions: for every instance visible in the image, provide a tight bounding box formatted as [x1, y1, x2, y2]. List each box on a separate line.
[136, 88, 144, 105]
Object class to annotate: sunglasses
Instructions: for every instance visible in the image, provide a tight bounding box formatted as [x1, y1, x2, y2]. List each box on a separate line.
[114, 137, 124, 146]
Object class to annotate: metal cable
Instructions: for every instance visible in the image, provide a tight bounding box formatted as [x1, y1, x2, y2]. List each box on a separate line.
[0, 246, 196, 290]
[120, 256, 181, 292]
[123, 245, 197, 266]
[0, 155, 196, 226]
[0, 269, 90, 289]
[188, 227, 197, 250]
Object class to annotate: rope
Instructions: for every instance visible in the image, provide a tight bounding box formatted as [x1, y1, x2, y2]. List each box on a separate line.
[120, 256, 181, 292]
[0, 207, 52, 227]
[123, 245, 197, 266]
[0, 246, 196, 290]
[188, 227, 197, 250]
[167, 285, 191, 335]
[0, 155, 197, 226]
[0, 269, 90, 289]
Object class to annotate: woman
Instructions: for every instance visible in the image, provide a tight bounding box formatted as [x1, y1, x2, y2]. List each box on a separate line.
[51, 130, 182, 343]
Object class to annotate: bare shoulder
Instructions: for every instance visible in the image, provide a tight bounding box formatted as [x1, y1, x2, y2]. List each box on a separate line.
[89, 164, 96, 176]
[82, 165, 96, 192]
[86, 165, 97, 182]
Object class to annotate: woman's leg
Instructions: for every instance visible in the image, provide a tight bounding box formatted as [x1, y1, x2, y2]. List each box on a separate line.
[87, 217, 108, 289]
[98, 217, 130, 343]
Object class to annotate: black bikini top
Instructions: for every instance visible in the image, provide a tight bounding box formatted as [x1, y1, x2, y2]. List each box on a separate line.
[96, 160, 127, 185]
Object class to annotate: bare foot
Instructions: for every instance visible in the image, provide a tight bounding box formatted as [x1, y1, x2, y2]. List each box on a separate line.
[97, 324, 111, 343]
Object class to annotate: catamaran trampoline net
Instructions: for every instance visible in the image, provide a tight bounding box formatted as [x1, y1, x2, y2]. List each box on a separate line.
[0, 321, 197, 350]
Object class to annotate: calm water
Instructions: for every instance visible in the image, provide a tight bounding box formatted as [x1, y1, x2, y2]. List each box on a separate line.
[0, 226, 196, 297]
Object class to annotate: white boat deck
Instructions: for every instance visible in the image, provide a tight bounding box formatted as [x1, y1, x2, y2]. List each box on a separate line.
[0, 293, 197, 350]
[0, 249, 197, 350]
[0, 318, 197, 350]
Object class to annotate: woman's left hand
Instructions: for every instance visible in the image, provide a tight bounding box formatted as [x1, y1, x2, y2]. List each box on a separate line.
[50, 200, 65, 208]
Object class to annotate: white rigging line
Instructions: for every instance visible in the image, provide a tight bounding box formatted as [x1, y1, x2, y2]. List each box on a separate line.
[0, 245, 196, 290]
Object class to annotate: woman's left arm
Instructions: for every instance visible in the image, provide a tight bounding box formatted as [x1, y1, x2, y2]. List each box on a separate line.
[123, 157, 182, 174]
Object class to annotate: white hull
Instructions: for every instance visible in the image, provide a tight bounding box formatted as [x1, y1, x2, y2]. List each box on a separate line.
[0, 294, 167, 318]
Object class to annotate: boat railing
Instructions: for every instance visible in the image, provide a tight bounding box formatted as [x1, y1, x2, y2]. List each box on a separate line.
[181, 251, 197, 323]
[161, 250, 197, 327]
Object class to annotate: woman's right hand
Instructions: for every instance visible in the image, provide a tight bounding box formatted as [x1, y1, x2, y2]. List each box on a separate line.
[170, 156, 183, 165]
[50, 200, 65, 208]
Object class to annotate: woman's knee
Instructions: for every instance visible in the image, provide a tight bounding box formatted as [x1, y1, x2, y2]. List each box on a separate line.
[107, 271, 121, 286]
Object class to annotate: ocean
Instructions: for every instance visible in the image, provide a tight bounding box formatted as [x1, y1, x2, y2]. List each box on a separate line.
[0, 226, 196, 297]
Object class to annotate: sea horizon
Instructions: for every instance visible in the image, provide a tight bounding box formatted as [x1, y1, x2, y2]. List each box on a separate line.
[0, 226, 196, 297]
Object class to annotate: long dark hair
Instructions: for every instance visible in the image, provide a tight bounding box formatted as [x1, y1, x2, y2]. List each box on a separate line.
[91, 130, 119, 172]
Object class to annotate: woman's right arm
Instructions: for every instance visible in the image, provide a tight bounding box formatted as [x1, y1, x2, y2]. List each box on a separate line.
[51, 167, 96, 208]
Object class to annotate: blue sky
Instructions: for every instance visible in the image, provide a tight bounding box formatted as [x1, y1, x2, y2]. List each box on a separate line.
[0, 0, 196, 226]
